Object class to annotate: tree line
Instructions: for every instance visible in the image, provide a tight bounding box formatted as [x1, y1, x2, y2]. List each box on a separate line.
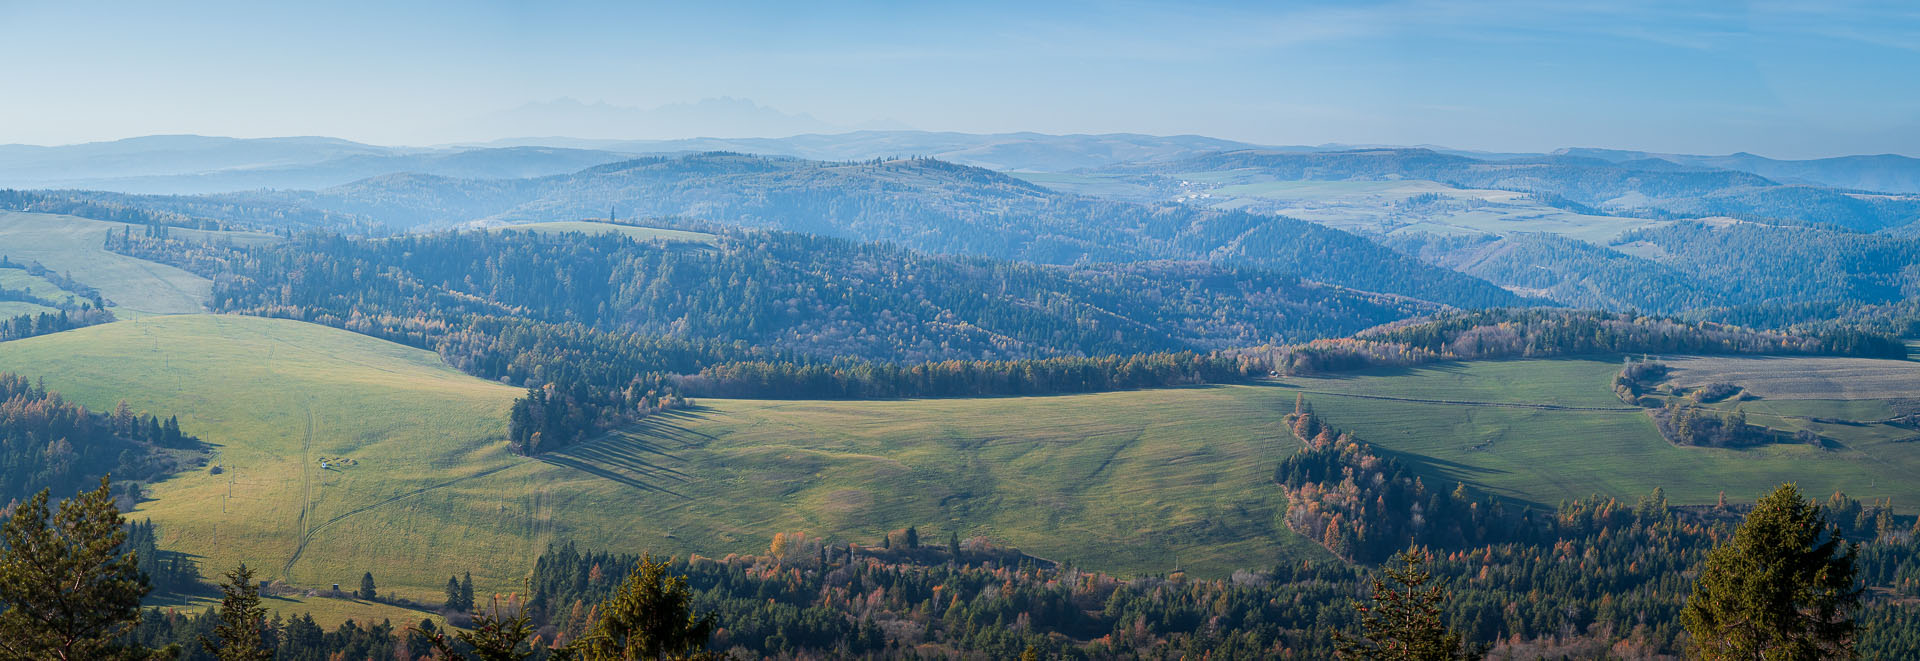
[0, 372, 199, 506]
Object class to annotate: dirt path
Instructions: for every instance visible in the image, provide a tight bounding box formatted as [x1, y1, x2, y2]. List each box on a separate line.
[280, 460, 530, 580]
[282, 404, 316, 580]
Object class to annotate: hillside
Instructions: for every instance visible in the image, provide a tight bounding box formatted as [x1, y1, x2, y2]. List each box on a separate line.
[0, 315, 1317, 595]
[0, 211, 277, 315]
[1111, 148, 1920, 233]
[4, 315, 1913, 602]
[120, 226, 1438, 364]
[153, 153, 1524, 309]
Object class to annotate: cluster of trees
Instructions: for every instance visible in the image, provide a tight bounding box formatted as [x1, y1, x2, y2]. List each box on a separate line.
[1618, 221, 1920, 312]
[1276, 408, 1539, 564]
[509, 487, 1916, 659]
[0, 188, 234, 230]
[1612, 358, 1670, 403]
[0, 373, 197, 504]
[126, 519, 200, 597]
[1654, 403, 1776, 448]
[0, 307, 115, 342]
[0, 470, 1911, 659]
[1237, 309, 1905, 376]
[113, 228, 1417, 365]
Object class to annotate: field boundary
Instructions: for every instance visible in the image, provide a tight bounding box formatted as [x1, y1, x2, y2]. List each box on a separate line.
[1294, 389, 1640, 412]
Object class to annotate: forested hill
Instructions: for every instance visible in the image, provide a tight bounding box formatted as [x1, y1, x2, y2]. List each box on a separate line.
[113, 225, 1435, 364]
[1122, 149, 1920, 232]
[121, 153, 1526, 309]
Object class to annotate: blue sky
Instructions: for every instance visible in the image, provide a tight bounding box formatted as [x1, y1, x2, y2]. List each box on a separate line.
[1, 0, 1916, 157]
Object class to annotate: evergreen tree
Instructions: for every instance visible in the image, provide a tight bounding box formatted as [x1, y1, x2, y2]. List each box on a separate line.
[358, 571, 377, 600]
[200, 563, 271, 661]
[905, 526, 919, 548]
[1334, 549, 1485, 661]
[416, 596, 538, 661]
[446, 575, 465, 612]
[461, 571, 476, 610]
[0, 478, 170, 660]
[1683, 483, 1862, 660]
[559, 554, 717, 660]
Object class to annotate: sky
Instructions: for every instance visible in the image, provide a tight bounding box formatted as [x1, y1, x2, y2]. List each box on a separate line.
[1, 0, 1916, 158]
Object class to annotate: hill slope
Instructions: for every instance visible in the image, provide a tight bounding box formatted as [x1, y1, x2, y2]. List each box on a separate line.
[0, 211, 277, 315]
[164, 154, 1526, 309]
[4, 315, 1915, 608]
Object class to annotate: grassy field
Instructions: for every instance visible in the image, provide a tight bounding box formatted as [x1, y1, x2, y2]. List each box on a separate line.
[494, 220, 718, 243]
[0, 212, 278, 315]
[5, 313, 1917, 626]
[1663, 354, 1920, 401]
[1278, 357, 1920, 506]
[0, 301, 60, 317]
[0, 315, 1319, 615]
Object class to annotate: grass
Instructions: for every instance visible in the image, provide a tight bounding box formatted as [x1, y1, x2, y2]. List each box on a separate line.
[0, 315, 1319, 622]
[1662, 354, 1920, 401]
[494, 221, 718, 243]
[1276, 357, 1920, 506]
[7, 314, 1919, 625]
[0, 212, 278, 315]
[0, 301, 60, 317]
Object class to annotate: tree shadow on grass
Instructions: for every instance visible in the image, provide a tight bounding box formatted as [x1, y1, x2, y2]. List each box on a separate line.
[537, 410, 719, 499]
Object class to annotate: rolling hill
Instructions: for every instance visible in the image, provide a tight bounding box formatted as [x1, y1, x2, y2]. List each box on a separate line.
[0, 211, 277, 315]
[144, 153, 1526, 309]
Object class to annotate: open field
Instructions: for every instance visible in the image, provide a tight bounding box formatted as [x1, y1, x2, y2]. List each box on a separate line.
[495, 220, 719, 243]
[0, 268, 86, 308]
[1663, 354, 1920, 402]
[0, 301, 60, 317]
[1277, 357, 1920, 506]
[0, 314, 1317, 617]
[0, 212, 278, 315]
[6, 314, 1918, 625]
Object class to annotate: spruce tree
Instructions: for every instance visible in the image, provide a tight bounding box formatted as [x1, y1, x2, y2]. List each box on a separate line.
[358, 571, 377, 600]
[1334, 548, 1485, 661]
[461, 571, 475, 610]
[201, 563, 271, 661]
[446, 575, 465, 612]
[416, 596, 538, 661]
[0, 478, 169, 660]
[1683, 483, 1862, 660]
[559, 554, 718, 660]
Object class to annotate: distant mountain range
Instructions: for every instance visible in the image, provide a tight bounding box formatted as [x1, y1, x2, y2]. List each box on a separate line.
[7, 131, 1919, 196]
[1555, 148, 1920, 195]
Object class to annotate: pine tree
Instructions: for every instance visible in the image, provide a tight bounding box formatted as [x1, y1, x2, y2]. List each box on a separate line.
[559, 554, 718, 660]
[446, 575, 465, 612]
[1683, 483, 1862, 660]
[201, 563, 271, 661]
[0, 478, 170, 660]
[358, 571, 377, 600]
[416, 595, 538, 661]
[461, 571, 475, 610]
[1334, 549, 1485, 661]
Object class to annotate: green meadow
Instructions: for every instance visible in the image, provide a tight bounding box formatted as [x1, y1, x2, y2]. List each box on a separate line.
[4, 312, 1919, 626]
[0, 211, 278, 315]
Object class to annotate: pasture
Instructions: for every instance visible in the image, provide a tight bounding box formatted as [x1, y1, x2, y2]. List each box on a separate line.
[0, 211, 278, 315]
[5, 314, 1918, 625]
[1277, 356, 1920, 506]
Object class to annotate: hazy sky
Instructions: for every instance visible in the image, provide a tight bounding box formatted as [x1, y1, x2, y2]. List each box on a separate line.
[2, 0, 1916, 157]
